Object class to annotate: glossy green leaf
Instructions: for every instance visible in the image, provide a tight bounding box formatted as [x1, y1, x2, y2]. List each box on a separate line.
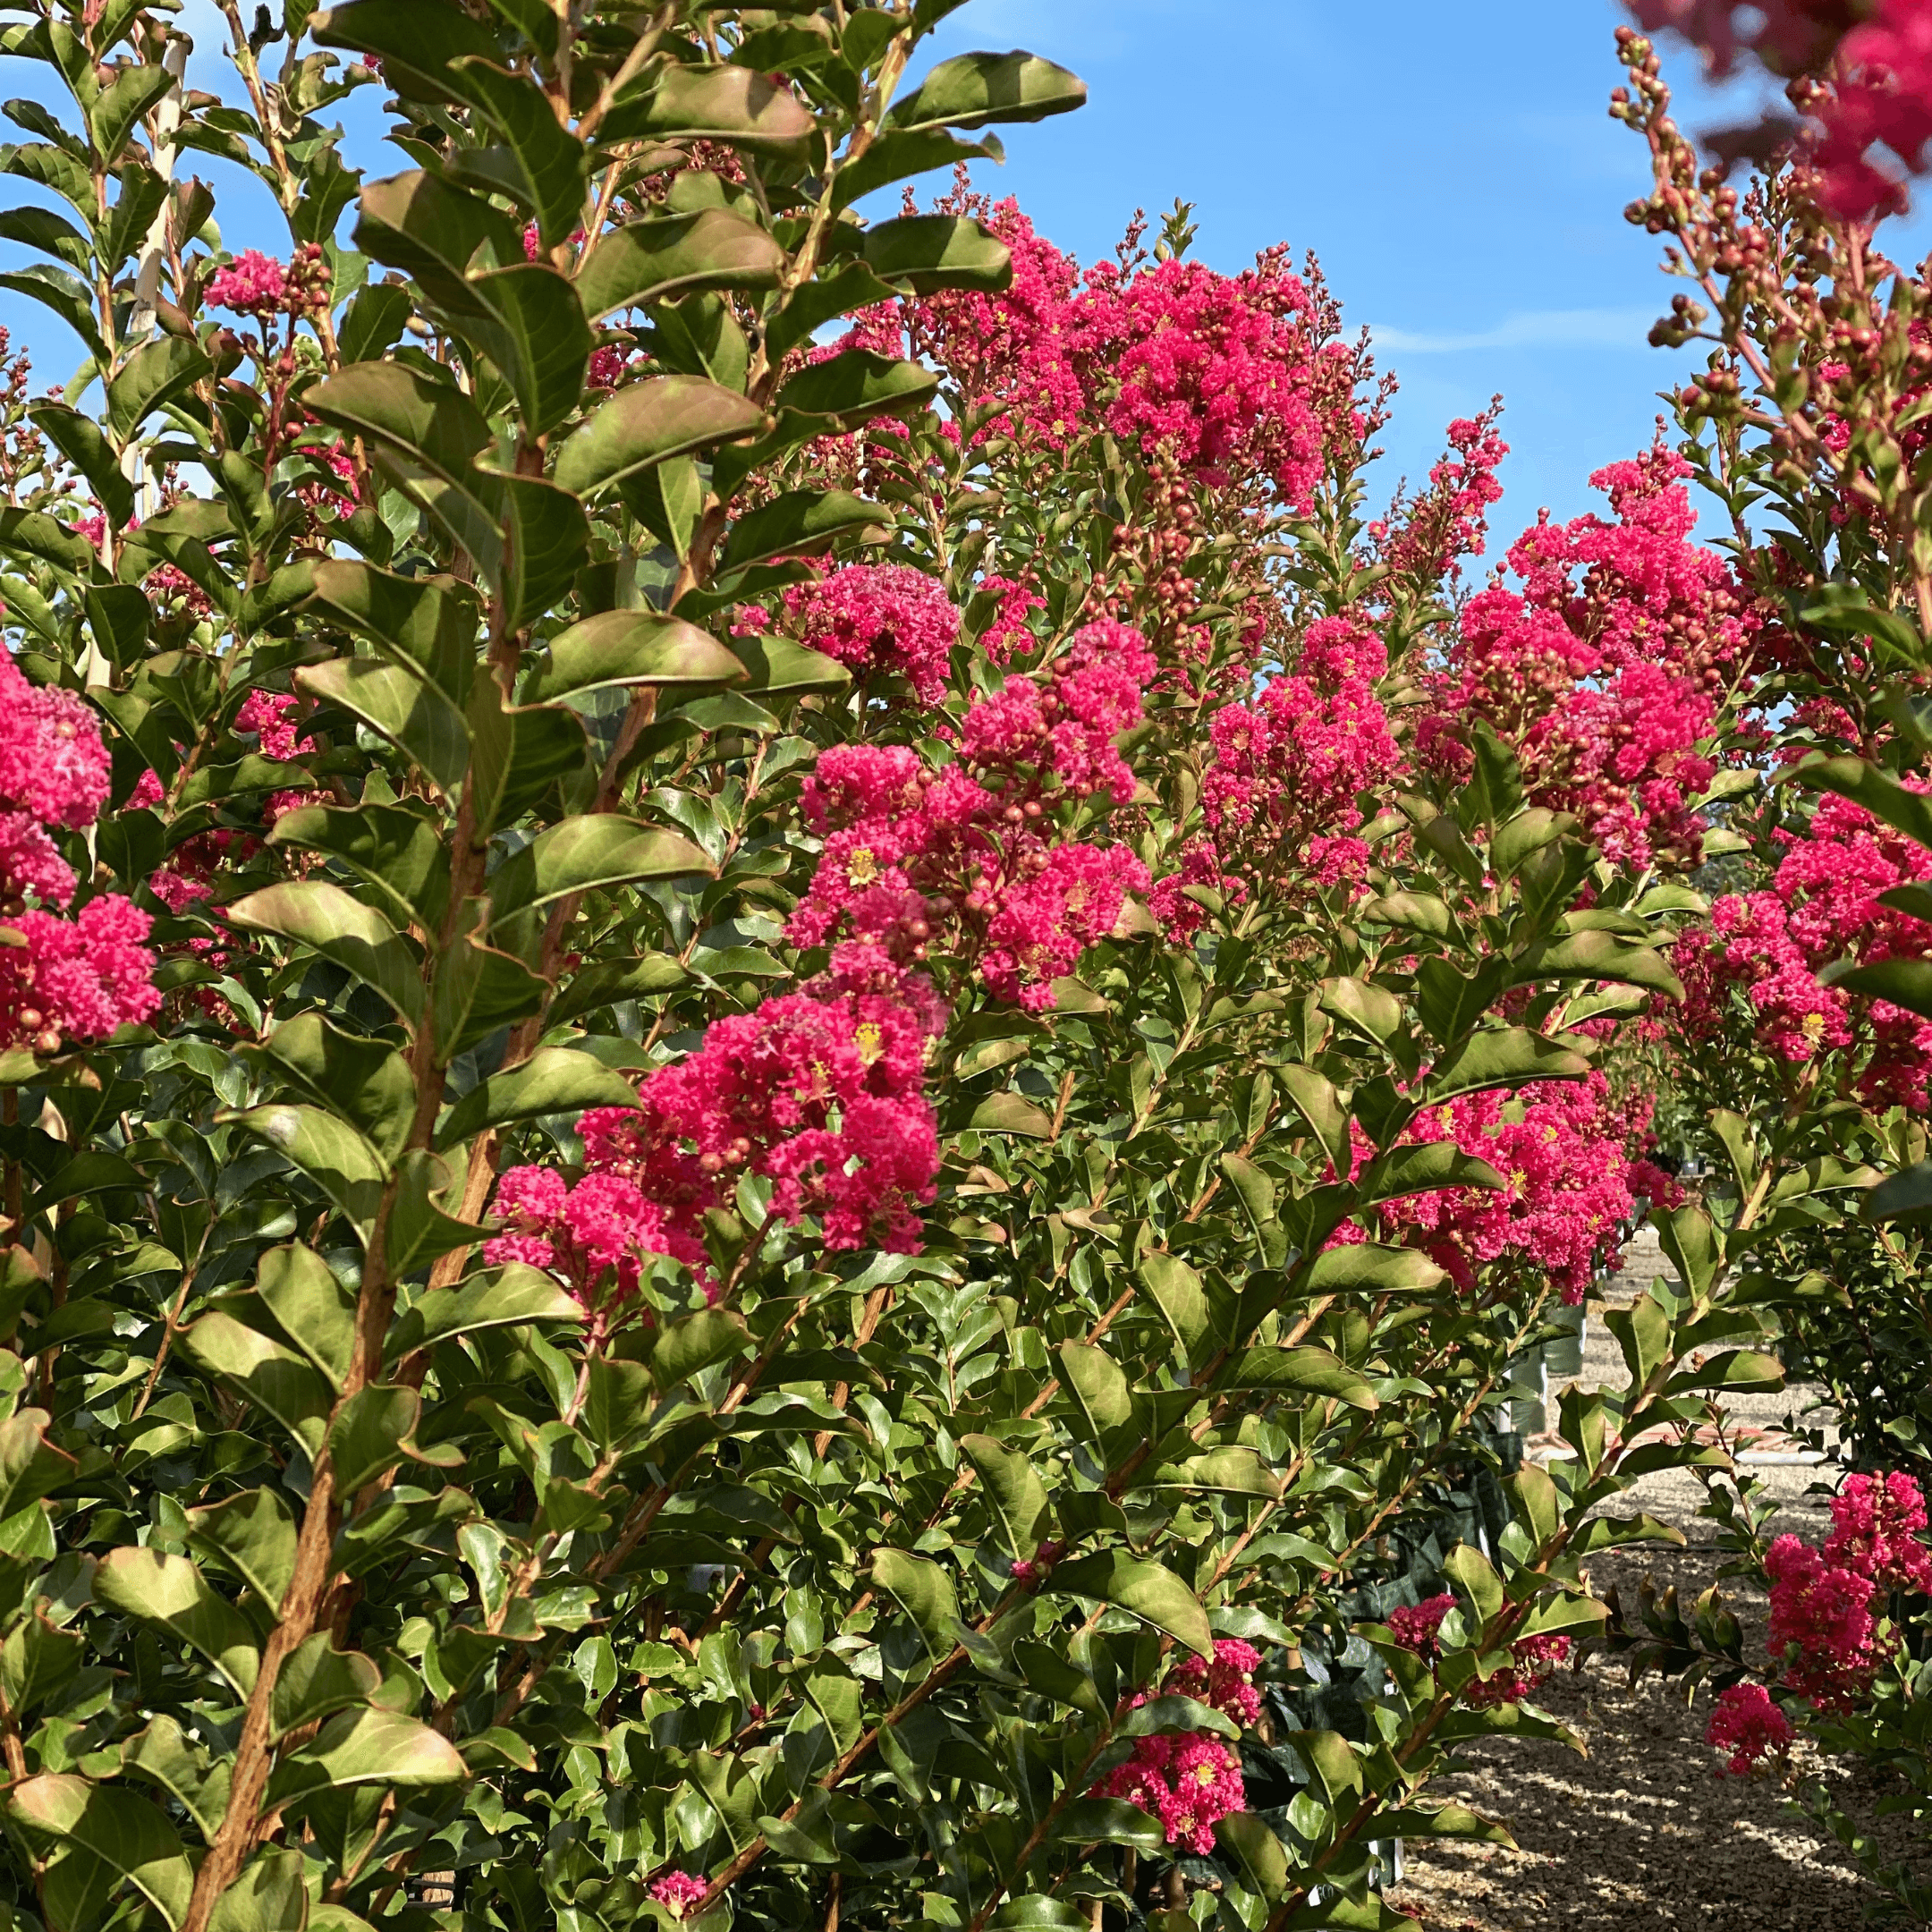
[449, 56, 587, 247]
[311, 0, 503, 101]
[862, 214, 1012, 294]
[554, 375, 765, 496]
[597, 64, 818, 157]
[1050, 1552, 1212, 1659]
[264, 1707, 467, 1808]
[252, 1241, 360, 1392]
[225, 1105, 387, 1232]
[260, 1014, 416, 1171]
[959, 1432, 1050, 1557]
[385, 1263, 585, 1360]
[1426, 1027, 1590, 1101]
[528, 608, 749, 705]
[299, 657, 470, 792]
[1224, 1345, 1377, 1409]
[574, 208, 785, 319]
[178, 1312, 333, 1456]
[186, 1486, 299, 1609]
[889, 49, 1086, 131]
[432, 904, 552, 1060]
[94, 1548, 260, 1697]
[5, 1776, 194, 1931]
[436, 1045, 643, 1148]
[268, 801, 453, 936]
[720, 489, 886, 572]
[870, 1548, 959, 1661]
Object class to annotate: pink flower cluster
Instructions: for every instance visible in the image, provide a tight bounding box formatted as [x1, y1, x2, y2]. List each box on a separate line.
[844, 181, 1359, 511]
[206, 243, 333, 320]
[1336, 1072, 1659, 1303]
[0, 654, 157, 1054]
[1174, 615, 1399, 928]
[1704, 1682, 1794, 1775]
[761, 564, 960, 704]
[236, 690, 322, 826]
[1090, 1640, 1259, 1854]
[648, 1872, 709, 1919]
[1419, 445, 1757, 869]
[1370, 403, 1509, 595]
[491, 969, 943, 1311]
[1810, 3, 1932, 221]
[1749, 1472, 1932, 1719]
[1385, 1593, 1571, 1706]
[482, 1165, 712, 1307]
[0, 898, 161, 1056]
[788, 620, 1156, 1010]
[1673, 789, 1932, 1106]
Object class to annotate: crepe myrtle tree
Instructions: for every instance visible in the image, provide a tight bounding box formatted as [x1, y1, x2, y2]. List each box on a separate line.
[0, 4, 1778, 1930]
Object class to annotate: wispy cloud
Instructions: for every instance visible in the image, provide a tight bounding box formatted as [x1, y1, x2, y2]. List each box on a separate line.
[1367, 308, 1661, 354]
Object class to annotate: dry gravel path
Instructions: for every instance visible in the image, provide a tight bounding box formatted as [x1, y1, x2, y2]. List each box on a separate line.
[1384, 1232, 1920, 1931]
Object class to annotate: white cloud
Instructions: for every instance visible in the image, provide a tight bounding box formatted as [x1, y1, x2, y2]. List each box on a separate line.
[1367, 308, 1662, 354]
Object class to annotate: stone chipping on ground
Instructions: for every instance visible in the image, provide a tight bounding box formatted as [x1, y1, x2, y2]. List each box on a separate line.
[1381, 1230, 1927, 1930]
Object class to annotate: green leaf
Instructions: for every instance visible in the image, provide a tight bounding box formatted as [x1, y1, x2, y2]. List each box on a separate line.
[1788, 753, 1932, 854]
[385, 1263, 585, 1360]
[5, 1776, 194, 1932]
[264, 1707, 467, 1809]
[1356, 1140, 1506, 1205]
[0, 1409, 77, 1520]
[388, 1149, 491, 1276]
[554, 375, 765, 497]
[502, 474, 591, 631]
[959, 1433, 1049, 1556]
[720, 489, 886, 572]
[449, 56, 587, 248]
[270, 1636, 383, 1742]
[1053, 1796, 1165, 1853]
[1138, 1251, 1208, 1357]
[1305, 1243, 1445, 1295]
[433, 903, 551, 1060]
[327, 1383, 450, 1494]
[464, 689, 593, 839]
[225, 1104, 388, 1233]
[1836, 956, 1932, 1023]
[773, 349, 938, 424]
[460, 263, 596, 436]
[488, 814, 711, 921]
[0, 1608, 82, 1720]
[888, 50, 1087, 131]
[89, 61, 176, 162]
[299, 657, 470, 792]
[1530, 928, 1682, 998]
[306, 561, 479, 707]
[547, 952, 688, 1028]
[0, 264, 106, 360]
[436, 1045, 643, 1148]
[1444, 1543, 1504, 1623]
[1277, 1063, 1352, 1174]
[253, 1241, 360, 1392]
[352, 168, 524, 325]
[862, 214, 1012, 294]
[649, 1308, 753, 1391]
[573, 208, 786, 320]
[1864, 1157, 1932, 1222]
[727, 632, 852, 695]
[1148, 1447, 1283, 1498]
[269, 801, 452, 936]
[870, 1548, 959, 1661]
[1427, 1027, 1590, 1101]
[311, 0, 503, 101]
[1223, 1345, 1377, 1409]
[106, 336, 213, 442]
[208, 1849, 310, 1932]
[1050, 1552, 1212, 1659]
[1216, 1811, 1291, 1899]
[178, 1311, 333, 1456]
[968, 1091, 1054, 1136]
[227, 882, 425, 1026]
[829, 126, 1004, 211]
[528, 608, 749, 706]
[1665, 1349, 1784, 1396]
[186, 1486, 299, 1608]
[260, 1013, 416, 1170]
[1059, 1342, 1132, 1440]
[597, 64, 818, 157]
[28, 401, 132, 527]
[94, 1548, 260, 1697]
[122, 1717, 229, 1845]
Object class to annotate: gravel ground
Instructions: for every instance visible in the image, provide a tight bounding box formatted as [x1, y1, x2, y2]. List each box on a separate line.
[1384, 1233, 1927, 1931]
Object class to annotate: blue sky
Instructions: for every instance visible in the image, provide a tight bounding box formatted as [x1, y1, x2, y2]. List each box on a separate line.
[3, 0, 1926, 540]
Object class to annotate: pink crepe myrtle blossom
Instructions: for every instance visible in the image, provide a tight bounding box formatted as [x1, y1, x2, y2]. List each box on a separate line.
[206, 243, 332, 319]
[1089, 1640, 1262, 1853]
[1385, 1592, 1571, 1705]
[767, 564, 961, 704]
[1705, 1682, 1795, 1775]
[0, 653, 112, 831]
[648, 1871, 710, 1920]
[0, 896, 160, 1053]
[788, 621, 1157, 1009]
[1766, 1533, 1888, 1708]
[484, 1165, 713, 1309]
